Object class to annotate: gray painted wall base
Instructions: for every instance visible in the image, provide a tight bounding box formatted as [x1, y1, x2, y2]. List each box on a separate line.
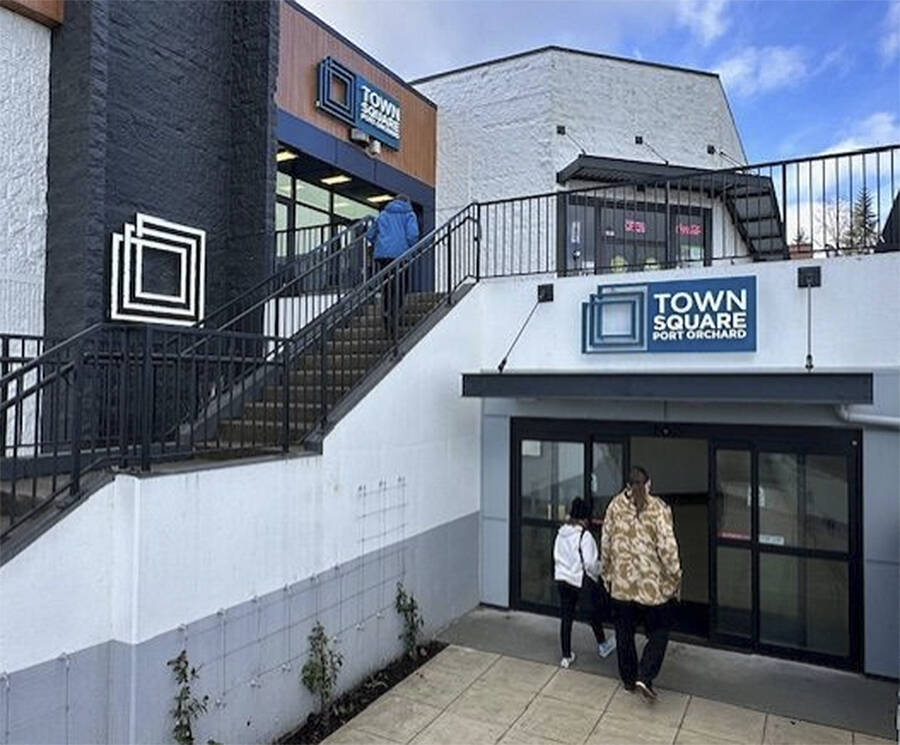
[0, 512, 479, 745]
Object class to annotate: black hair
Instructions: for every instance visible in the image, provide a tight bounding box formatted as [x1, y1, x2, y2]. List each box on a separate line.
[628, 466, 650, 515]
[569, 497, 589, 521]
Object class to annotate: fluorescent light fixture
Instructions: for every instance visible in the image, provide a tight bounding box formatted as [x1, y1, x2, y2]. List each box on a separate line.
[321, 174, 351, 185]
[276, 149, 298, 163]
[367, 194, 393, 204]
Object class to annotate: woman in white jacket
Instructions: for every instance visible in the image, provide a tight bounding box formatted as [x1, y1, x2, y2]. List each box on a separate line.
[553, 497, 617, 668]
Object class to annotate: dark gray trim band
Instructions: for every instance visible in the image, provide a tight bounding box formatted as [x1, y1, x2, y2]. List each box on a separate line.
[461, 372, 874, 404]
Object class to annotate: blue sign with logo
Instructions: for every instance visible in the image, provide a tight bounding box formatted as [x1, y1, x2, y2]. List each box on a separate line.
[582, 275, 757, 353]
[316, 57, 401, 150]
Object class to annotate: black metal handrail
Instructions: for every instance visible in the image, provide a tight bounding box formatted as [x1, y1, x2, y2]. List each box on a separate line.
[200, 216, 373, 333]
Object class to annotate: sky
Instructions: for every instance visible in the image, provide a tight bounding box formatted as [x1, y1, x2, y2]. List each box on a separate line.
[299, 0, 900, 163]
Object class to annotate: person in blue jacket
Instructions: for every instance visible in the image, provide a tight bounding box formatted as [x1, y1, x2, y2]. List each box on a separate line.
[365, 195, 420, 335]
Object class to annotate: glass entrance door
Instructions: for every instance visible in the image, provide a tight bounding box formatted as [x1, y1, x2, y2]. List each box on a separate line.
[711, 444, 858, 666]
[513, 434, 625, 613]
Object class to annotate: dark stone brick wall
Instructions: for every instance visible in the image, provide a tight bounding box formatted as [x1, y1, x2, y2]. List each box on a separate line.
[45, 0, 278, 340]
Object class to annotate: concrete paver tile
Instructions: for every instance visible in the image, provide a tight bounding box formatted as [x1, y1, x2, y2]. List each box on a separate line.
[604, 686, 690, 730]
[588, 713, 678, 744]
[422, 645, 500, 679]
[477, 656, 558, 694]
[764, 715, 853, 744]
[447, 679, 536, 728]
[350, 693, 443, 743]
[391, 664, 474, 708]
[499, 729, 564, 745]
[508, 694, 604, 744]
[853, 734, 898, 745]
[410, 711, 507, 745]
[542, 669, 619, 710]
[322, 724, 398, 744]
[681, 697, 766, 744]
[676, 728, 755, 745]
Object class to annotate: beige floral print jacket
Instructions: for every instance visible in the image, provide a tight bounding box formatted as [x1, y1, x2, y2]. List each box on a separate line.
[600, 489, 682, 606]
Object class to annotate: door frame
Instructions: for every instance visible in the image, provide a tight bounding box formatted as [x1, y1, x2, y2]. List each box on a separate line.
[508, 416, 863, 670]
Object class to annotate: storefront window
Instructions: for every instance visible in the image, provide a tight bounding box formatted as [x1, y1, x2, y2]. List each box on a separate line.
[276, 172, 293, 199]
[716, 450, 751, 540]
[295, 204, 330, 230]
[334, 196, 378, 222]
[759, 453, 849, 550]
[760, 554, 849, 657]
[295, 179, 331, 211]
[520, 440, 583, 521]
[563, 194, 710, 274]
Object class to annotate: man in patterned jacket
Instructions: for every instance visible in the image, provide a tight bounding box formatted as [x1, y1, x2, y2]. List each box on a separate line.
[600, 465, 682, 700]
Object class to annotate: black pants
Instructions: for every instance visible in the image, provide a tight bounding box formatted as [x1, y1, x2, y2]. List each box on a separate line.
[612, 599, 674, 687]
[558, 578, 608, 658]
[375, 258, 406, 336]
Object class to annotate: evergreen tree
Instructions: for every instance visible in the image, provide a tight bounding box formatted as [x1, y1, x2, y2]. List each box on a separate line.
[847, 186, 878, 250]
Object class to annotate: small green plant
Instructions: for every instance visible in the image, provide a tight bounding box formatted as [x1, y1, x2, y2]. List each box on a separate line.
[301, 622, 344, 720]
[395, 583, 424, 658]
[167, 650, 209, 745]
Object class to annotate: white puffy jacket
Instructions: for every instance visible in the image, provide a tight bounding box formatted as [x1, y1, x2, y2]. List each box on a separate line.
[553, 523, 601, 588]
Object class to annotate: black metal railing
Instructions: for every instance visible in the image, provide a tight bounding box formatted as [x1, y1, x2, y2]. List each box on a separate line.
[2, 144, 898, 546]
[478, 144, 899, 277]
[201, 217, 373, 337]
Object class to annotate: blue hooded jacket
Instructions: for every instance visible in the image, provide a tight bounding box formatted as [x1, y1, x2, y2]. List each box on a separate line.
[366, 199, 419, 260]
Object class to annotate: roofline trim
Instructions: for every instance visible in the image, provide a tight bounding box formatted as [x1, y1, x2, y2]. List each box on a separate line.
[410, 45, 721, 86]
[282, 0, 437, 109]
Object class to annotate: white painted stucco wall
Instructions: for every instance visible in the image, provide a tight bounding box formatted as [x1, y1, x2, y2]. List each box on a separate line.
[0, 7, 50, 336]
[475, 252, 900, 373]
[0, 289, 484, 675]
[415, 48, 745, 227]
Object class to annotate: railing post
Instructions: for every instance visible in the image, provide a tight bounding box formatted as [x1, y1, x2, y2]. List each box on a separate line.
[664, 181, 672, 268]
[475, 204, 482, 282]
[446, 232, 453, 306]
[69, 339, 84, 497]
[0, 336, 9, 456]
[319, 326, 327, 429]
[141, 325, 153, 471]
[281, 338, 290, 453]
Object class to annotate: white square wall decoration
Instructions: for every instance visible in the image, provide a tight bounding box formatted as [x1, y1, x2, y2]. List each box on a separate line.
[109, 213, 206, 325]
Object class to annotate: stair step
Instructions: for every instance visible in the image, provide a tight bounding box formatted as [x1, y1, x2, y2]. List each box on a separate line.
[262, 384, 351, 404]
[288, 368, 370, 386]
[325, 339, 392, 354]
[296, 353, 385, 370]
[216, 419, 317, 446]
[243, 401, 324, 419]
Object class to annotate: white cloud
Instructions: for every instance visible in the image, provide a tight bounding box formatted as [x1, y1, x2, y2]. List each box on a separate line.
[716, 45, 808, 98]
[826, 112, 900, 152]
[675, 0, 730, 45]
[880, 0, 900, 62]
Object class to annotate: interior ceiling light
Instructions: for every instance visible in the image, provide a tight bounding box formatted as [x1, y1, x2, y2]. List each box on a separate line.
[276, 150, 298, 162]
[367, 194, 394, 204]
[321, 174, 351, 185]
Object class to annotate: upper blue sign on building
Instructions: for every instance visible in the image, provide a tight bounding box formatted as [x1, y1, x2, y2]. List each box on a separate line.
[316, 57, 401, 150]
[582, 275, 757, 353]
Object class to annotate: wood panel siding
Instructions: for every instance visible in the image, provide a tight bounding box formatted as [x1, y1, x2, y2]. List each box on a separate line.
[277, 1, 436, 187]
[0, 0, 63, 27]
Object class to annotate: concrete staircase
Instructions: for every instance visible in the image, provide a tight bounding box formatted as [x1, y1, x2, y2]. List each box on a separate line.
[215, 291, 443, 446]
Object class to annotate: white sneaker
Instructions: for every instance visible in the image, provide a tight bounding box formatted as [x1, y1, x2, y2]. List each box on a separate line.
[597, 634, 617, 659]
[560, 653, 576, 669]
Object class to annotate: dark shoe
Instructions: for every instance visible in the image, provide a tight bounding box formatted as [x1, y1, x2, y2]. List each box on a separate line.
[635, 680, 657, 701]
[623, 682, 636, 693]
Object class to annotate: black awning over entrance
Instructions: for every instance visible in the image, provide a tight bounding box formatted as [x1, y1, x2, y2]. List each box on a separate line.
[462, 372, 873, 404]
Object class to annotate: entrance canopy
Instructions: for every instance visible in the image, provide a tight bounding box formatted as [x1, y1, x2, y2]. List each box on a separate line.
[461, 372, 873, 404]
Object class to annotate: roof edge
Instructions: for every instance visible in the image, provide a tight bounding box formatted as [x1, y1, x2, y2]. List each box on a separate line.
[411, 45, 720, 86]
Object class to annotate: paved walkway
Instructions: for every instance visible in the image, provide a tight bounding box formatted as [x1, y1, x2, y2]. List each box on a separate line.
[323, 645, 896, 745]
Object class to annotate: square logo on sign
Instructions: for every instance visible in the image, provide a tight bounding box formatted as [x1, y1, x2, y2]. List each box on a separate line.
[582, 285, 647, 352]
[109, 214, 206, 326]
